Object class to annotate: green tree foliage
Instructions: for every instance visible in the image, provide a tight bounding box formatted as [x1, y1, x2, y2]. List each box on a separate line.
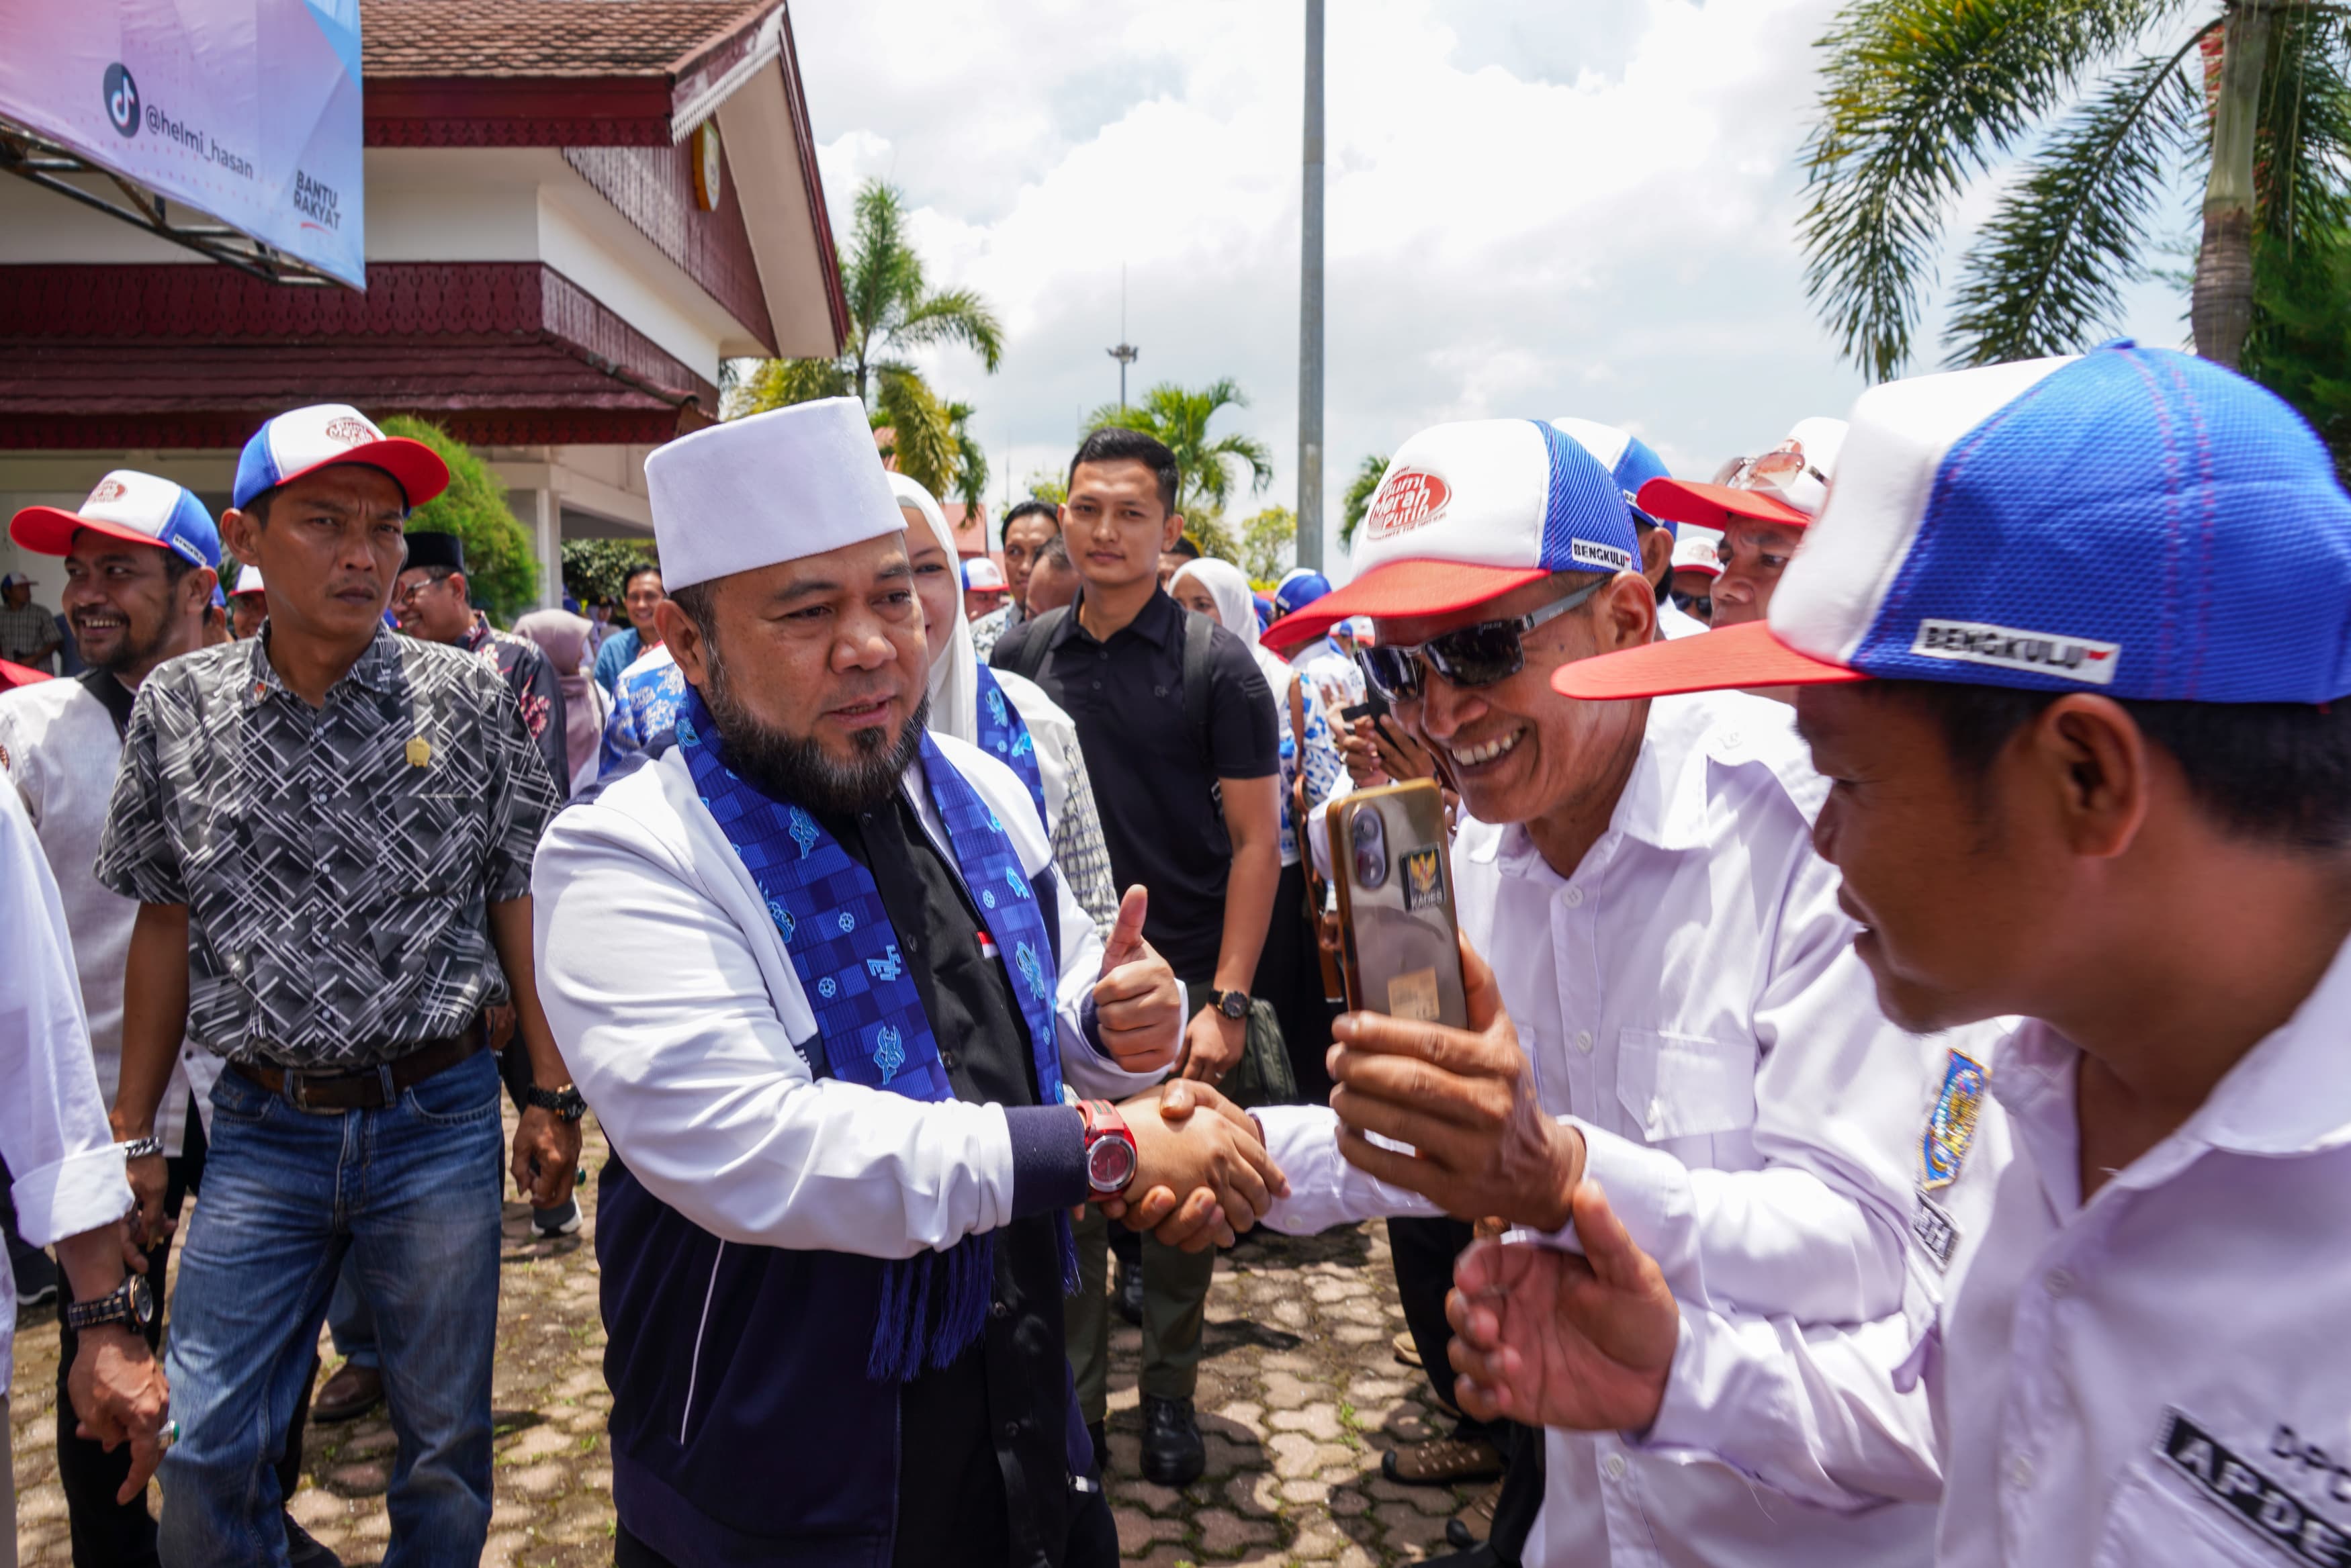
[380, 416, 537, 623]
[1085, 377, 1274, 520]
[945, 402, 989, 516]
[1801, 0, 2351, 375]
[734, 180, 1002, 505]
[1239, 505, 1297, 585]
[560, 538, 659, 607]
[2244, 225, 2351, 476]
[1339, 453, 1391, 550]
[1022, 469, 1068, 506]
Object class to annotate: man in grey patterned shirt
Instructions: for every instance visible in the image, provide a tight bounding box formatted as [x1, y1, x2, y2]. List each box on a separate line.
[95, 404, 580, 1565]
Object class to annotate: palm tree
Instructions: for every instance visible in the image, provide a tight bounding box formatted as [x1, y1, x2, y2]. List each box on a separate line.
[1084, 378, 1274, 520]
[1802, 0, 2351, 375]
[1338, 452, 1390, 550]
[736, 179, 1004, 501]
[945, 402, 989, 518]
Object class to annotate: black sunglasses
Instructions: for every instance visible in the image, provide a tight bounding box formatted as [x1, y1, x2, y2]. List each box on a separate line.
[1669, 588, 1714, 621]
[1357, 577, 1609, 701]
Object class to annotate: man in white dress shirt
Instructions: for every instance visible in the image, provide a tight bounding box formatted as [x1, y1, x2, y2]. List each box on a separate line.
[1, 782, 171, 1568]
[1463, 342, 2351, 1567]
[1244, 415, 2000, 1566]
[531, 397, 1284, 1568]
[0, 471, 241, 1559]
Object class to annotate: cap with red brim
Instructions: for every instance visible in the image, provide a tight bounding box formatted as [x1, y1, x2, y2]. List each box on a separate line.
[9, 506, 173, 556]
[1260, 559, 1550, 651]
[1553, 619, 1869, 700]
[1636, 477, 1812, 535]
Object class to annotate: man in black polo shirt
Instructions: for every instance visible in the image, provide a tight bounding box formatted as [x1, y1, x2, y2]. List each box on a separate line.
[993, 426, 1280, 1484]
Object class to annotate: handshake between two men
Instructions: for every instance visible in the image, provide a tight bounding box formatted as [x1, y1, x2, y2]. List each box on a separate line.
[1092, 915, 1679, 1434]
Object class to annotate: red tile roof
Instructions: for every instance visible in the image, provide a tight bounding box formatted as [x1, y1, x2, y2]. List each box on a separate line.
[362, 0, 777, 80]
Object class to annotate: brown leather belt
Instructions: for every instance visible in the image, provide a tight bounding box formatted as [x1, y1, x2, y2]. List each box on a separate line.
[230, 1019, 487, 1114]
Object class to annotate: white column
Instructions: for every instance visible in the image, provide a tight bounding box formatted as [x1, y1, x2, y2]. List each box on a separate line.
[532, 488, 562, 610]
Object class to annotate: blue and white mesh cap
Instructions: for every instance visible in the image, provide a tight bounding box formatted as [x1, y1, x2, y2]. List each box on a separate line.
[10, 469, 221, 570]
[1559, 342, 2351, 705]
[1263, 418, 1641, 649]
[1550, 418, 1676, 534]
[232, 404, 449, 512]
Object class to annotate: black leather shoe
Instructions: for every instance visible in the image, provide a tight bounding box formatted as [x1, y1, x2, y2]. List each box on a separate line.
[285, 1514, 345, 1567]
[310, 1362, 383, 1424]
[1087, 1421, 1108, 1474]
[1114, 1259, 1144, 1327]
[1139, 1395, 1204, 1487]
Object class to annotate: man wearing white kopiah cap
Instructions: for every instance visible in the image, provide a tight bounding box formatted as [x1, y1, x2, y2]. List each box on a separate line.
[1489, 342, 2351, 1567]
[529, 397, 1286, 1568]
[1641, 416, 1847, 632]
[1241, 416, 2005, 1565]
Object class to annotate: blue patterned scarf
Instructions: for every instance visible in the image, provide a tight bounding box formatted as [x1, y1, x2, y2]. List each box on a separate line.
[972, 664, 1047, 827]
[676, 686, 1075, 1381]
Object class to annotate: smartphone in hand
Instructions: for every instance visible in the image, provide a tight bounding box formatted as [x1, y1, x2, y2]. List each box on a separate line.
[1330, 779, 1468, 1029]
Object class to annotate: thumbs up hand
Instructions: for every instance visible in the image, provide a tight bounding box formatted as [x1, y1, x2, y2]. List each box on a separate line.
[1090, 885, 1182, 1074]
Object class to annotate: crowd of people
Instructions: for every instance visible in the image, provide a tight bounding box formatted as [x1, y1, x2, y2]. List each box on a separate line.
[3, 336, 2349, 1568]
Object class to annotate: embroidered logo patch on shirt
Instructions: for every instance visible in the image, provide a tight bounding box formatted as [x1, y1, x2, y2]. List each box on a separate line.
[1922, 1049, 1987, 1191]
[2158, 1410, 2351, 1566]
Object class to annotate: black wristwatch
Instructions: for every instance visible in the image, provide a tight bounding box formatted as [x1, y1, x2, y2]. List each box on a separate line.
[66, 1273, 156, 1334]
[1211, 988, 1249, 1022]
[523, 1083, 588, 1123]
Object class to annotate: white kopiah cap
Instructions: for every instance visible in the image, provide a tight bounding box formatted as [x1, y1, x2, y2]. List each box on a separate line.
[646, 398, 907, 592]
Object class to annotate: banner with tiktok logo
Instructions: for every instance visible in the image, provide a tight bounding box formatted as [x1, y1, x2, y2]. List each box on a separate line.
[0, 0, 365, 287]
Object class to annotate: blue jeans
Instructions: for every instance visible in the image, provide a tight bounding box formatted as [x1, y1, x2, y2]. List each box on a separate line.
[159, 1052, 504, 1567]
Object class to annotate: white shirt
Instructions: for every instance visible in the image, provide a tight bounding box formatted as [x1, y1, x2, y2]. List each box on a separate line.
[0, 676, 217, 1153]
[0, 781, 133, 1387]
[1658, 599, 1711, 640]
[1933, 933, 2351, 1568]
[1293, 639, 1364, 716]
[1260, 689, 2006, 1565]
[533, 733, 1162, 1258]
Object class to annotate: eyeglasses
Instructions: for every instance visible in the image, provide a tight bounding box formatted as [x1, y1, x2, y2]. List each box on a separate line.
[1728, 439, 1830, 506]
[1357, 577, 1608, 701]
[1669, 588, 1713, 621]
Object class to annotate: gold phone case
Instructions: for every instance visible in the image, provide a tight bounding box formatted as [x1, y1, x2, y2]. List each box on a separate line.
[1331, 779, 1468, 1029]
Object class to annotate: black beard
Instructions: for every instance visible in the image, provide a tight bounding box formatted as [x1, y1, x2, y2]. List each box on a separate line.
[79, 612, 173, 677]
[700, 649, 929, 816]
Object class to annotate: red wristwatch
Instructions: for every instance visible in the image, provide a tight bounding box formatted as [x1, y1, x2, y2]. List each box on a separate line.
[1077, 1100, 1139, 1195]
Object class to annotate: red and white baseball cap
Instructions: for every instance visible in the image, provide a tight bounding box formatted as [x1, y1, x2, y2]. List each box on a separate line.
[1638, 416, 1848, 536]
[11, 470, 222, 570]
[231, 565, 266, 598]
[1263, 419, 1642, 649]
[961, 557, 1008, 594]
[1558, 344, 2351, 704]
[1670, 526, 1724, 580]
[232, 404, 449, 511]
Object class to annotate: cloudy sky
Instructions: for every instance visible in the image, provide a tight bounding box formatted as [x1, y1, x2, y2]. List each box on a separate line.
[787, 0, 2191, 576]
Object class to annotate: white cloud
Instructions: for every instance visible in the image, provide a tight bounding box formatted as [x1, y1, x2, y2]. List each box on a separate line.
[787, 0, 2193, 576]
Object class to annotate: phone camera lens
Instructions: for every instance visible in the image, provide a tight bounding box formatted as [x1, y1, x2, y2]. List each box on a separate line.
[1351, 809, 1388, 889]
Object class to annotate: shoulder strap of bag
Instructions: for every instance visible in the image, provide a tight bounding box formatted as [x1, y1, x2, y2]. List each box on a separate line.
[998, 606, 1066, 682]
[1180, 608, 1214, 766]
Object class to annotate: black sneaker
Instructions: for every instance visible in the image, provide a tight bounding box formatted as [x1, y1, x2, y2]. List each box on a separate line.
[13, 1246, 57, 1309]
[532, 1196, 582, 1238]
[285, 1514, 344, 1567]
[1139, 1395, 1204, 1487]
[1086, 1421, 1108, 1475]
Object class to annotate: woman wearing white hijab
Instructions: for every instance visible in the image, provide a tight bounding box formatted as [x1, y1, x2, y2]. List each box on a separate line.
[892, 472, 1120, 929]
[1168, 555, 1345, 1101]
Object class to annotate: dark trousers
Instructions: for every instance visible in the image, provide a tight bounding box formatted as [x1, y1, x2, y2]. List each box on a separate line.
[51, 1101, 318, 1567]
[1255, 860, 1338, 1105]
[1388, 1215, 1540, 1566]
[612, 1483, 1118, 1568]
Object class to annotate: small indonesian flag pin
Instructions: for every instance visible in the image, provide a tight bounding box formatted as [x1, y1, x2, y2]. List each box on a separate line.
[405, 736, 431, 768]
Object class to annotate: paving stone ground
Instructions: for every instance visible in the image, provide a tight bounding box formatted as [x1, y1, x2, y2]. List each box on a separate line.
[11, 1109, 1489, 1565]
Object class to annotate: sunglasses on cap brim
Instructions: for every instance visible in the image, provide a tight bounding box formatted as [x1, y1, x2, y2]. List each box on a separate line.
[1357, 576, 1610, 702]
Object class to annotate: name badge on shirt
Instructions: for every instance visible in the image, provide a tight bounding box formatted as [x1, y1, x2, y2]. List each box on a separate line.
[1910, 1189, 1959, 1272]
[2158, 1410, 2351, 1567]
